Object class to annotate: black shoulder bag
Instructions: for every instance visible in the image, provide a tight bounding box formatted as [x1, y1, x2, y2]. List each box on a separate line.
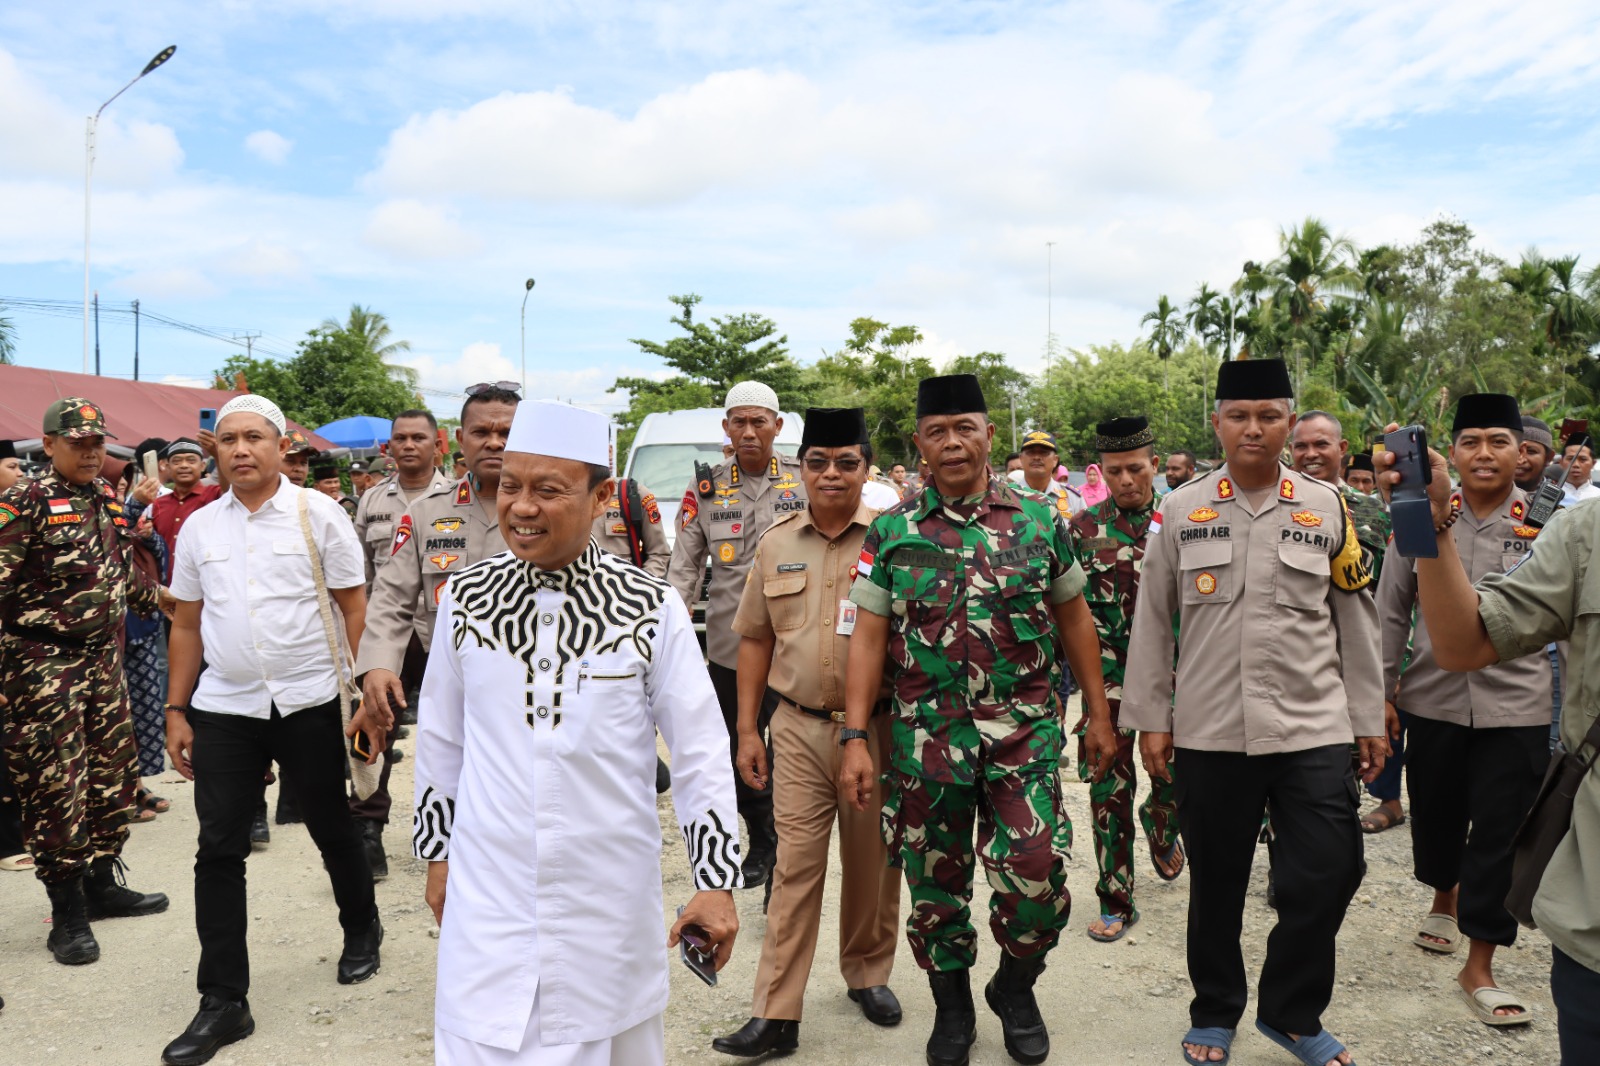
[1506, 709, 1600, 929]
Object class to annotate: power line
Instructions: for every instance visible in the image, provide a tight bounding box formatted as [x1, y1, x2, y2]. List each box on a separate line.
[0, 296, 296, 359]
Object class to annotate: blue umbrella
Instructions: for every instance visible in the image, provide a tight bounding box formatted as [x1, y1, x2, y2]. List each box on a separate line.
[314, 415, 394, 449]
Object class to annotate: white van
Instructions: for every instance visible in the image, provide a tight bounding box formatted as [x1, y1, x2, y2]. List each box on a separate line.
[622, 407, 805, 548]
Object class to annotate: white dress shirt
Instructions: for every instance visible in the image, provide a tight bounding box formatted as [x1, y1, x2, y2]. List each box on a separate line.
[170, 476, 365, 717]
[414, 543, 741, 1054]
[862, 479, 902, 510]
[1561, 480, 1600, 506]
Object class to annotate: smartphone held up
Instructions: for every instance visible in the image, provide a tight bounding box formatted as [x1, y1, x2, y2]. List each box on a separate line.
[1383, 425, 1439, 559]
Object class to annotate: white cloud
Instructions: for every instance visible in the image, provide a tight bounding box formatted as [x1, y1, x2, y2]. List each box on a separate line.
[362, 199, 483, 260]
[398, 342, 616, 408]
[244, 130, 293, 165]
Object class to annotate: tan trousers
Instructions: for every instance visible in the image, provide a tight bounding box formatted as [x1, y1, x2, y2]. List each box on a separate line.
[750, 704, 901, 1021]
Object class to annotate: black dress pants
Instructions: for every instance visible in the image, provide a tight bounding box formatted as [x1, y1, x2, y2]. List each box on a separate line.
[1404, 714, 1547, 946]
[190, 698, 376, 1002]
[349, 636, 427, 824]
[707, 661, 778, 843]
[1553, 946, 1600, 1065]
[1173, 744, 1363, 1036]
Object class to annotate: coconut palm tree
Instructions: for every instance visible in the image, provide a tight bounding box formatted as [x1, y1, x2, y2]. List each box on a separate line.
[1141, 294, 1187, 404]
[322, 303, 416, 385]
[1541, 255, 1600, 354]
[0, 303, 14, 365]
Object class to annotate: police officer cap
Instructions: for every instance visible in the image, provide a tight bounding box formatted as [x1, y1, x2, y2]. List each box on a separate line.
[163, 437, 205, 460]
[800, 408, 867, 449]
[1020, 429, 1059, 452]
[0, 440, 14, 461]
[310, 459, 340, 480]
[1347, 452, 1375, 474]
[915, 374, 987, 418]
[1094, 416, 1155, 453]
[1451, 393, 1521, 436]
[1215, 359, 1293, 401]
[348, 460, 369, 475]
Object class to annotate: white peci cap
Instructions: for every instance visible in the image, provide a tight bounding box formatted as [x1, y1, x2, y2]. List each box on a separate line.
[724, 381, 780, 414]
[505, 401, 610, 467]
[217, 394, 287, 435]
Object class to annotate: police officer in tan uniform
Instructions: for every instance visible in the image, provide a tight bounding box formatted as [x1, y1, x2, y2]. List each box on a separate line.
[1122, 359, 1384, 1066]
[591, 477, 670, 578]
[667, 381, 808, 886]
[712, 408, 901, 1058]
[354, 410, 453, 586]
[354, 385, 518, 874]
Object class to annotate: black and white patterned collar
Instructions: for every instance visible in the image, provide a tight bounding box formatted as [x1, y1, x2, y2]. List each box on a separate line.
[523, 538, 603, 592]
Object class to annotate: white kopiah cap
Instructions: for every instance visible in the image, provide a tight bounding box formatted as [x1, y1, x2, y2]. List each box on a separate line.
[725, 381, 780, 414]
[505, 401, 610, 467]
[217, 395, 287, 435]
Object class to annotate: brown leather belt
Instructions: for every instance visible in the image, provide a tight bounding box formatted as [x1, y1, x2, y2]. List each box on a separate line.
[780, 696, 891, 723]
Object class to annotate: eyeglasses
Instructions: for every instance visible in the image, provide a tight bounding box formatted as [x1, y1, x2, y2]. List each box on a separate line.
[803, 456, 864, 473]
[465, 381, 522, 397]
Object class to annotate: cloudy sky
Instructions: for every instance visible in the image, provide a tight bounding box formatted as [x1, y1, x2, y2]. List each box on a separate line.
[2, 1, 1598, 415]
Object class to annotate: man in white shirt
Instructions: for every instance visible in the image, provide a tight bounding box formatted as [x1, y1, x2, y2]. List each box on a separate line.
[415, 401, 742, 1066]
[1560, 434, 1599, 505]
[160, 394, 389, 1066]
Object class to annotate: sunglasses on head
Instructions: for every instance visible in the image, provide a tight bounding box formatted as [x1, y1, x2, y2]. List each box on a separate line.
[465, 381, 522, 397]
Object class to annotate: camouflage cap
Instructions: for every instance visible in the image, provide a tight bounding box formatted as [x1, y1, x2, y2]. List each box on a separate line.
[286, 429, 315, 455]
[43, 397, 116, 440]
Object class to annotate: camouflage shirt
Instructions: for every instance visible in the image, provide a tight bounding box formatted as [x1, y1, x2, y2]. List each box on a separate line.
[1065, 495, 1157, 705]
[1342, 485, 1390, 586]
[850, 474, 1087, 784]
[0, 471, 159, 642]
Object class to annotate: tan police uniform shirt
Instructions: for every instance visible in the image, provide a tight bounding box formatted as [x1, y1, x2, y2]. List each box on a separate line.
[668, 453, 809, 669]
[1379, 486, 1551, 727]
[590, 479, 670, 578]
[353, 470, 454, 585]
[1121, 463, 1384, 753]
[353, 476, 504, 679]
[732, 501, 878, 713]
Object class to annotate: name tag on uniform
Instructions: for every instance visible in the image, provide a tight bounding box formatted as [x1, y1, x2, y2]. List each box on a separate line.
[837, 599, 858, 635]
[991, 543, 1049, 567]
[1080, 536, 1118, 552]
[777, 563, 807, 572]
[896, 549, 959, 570]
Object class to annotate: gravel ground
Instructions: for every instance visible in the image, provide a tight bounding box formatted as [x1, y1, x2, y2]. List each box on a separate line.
[0, 723, 1563, 1066]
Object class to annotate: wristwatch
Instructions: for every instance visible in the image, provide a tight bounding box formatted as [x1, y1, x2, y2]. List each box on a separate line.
[838, 728, 870, 746]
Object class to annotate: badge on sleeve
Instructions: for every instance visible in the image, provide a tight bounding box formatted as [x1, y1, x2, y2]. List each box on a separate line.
[0, 503, 16, 529]
[680, 487, 699, 527]
[391, 514, 414, 556]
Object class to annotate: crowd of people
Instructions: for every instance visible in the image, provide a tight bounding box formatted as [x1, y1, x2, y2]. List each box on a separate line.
[0, 360, 1595, 1066]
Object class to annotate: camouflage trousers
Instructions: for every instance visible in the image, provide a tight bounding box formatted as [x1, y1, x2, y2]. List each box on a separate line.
[1076, 722, 1180, 922]
[0, 634, 137, 884]
[885, 768, 1072, 972]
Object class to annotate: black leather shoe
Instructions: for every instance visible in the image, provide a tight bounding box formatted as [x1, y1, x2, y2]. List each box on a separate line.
[161, 995, 254, 1066]
[849, 985, 903, 1026]
[655, 756, 672, 794]
[85, 856, 169, 919]
[337, 914, 383, 984]
[984, 953, 1049, 1065]
[926, 969, 977, 1066]
[711, 1018, 799, 1057]
[360, 820, 388, 882]
[46, 878, 100, 965]
[250, 801, 270, 846]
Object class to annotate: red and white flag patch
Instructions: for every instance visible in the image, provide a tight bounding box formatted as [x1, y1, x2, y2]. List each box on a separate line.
[856, 547, 876, 580]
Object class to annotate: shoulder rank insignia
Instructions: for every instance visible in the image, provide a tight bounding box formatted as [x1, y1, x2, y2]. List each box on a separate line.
[1510, 499, 1526, 521]
[1216, 478, 1234, 500]
[769, 456, 780, 478]
[1279, 478, 1295, 501]
[455, 480, 473, 506]
[1188, 507, 1219, 523]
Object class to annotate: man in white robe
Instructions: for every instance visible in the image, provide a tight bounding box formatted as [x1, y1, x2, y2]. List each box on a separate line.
[413, 401, 743, 1066]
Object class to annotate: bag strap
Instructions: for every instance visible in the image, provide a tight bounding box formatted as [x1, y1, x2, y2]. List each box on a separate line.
[296, 490, 356, 699]
[616, 478, 647, 568]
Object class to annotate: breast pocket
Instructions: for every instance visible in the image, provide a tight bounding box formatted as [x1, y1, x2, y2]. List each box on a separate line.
[1501, 552, 1528, 574]
[764, 572, 808, 631]
[996, 562, 1053, 641]
[199, 544, 234, 603]
[1081, 547, 1128, 608]
[890, 565, 955, 636]
[1275, 545, 1329, 611]
[1179, 541, 1234, 606]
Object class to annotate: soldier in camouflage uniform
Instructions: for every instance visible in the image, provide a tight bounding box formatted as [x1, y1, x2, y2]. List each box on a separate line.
[0, 398, 170, 967]
[1065, 416, 1182, 944]
[840, 374, 1117, 1066]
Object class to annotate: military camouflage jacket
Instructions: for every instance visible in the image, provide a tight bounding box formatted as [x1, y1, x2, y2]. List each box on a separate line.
[1065, 495, 1157, 705]
[850, 474, 1087, 784]
[0, 471, 160, 642]
[1342, 485, 1390, 585]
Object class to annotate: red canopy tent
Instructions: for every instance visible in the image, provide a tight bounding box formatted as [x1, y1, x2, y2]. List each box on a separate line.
[0, 364, 330, 453]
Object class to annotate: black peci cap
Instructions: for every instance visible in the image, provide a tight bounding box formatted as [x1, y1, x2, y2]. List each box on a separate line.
[1215, 359, 1293, 401]
[915, 374, 987, 418]
[801, 408, 868, 449]
[1347, 452, 1375, 473]
[1094, 415, 1154, 453]
[0, 440, 14, 461]
[1451, 393, 1522, 436]
[310, 459, 340, 480]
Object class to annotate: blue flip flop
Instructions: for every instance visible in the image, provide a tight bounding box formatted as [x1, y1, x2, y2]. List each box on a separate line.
[1255, 1020, 1353, 1065]
[1087, 912, 1138, 942]
[1181, 1026, 1234, 1065]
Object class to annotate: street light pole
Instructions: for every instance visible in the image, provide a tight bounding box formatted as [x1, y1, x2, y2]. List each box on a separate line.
[1046, 240, 1056, 357]
[84, 45, 176, 374]
[520, 277, 536, 393]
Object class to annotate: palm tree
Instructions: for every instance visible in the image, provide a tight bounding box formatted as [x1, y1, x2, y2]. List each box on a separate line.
[1141, 294, 1187, 404]
[1541, 255, 1600, 354]
[322, 303, 416, 385]
[0, 303, 14, 365]
[1266, 217, 1363, 392]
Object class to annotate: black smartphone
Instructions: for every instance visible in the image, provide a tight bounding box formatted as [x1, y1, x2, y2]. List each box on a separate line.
[349, 729, 374, 762]
[199, 408, 217, 433]
[675, 905, 717, 987]
[1384, 425, 1438, 559]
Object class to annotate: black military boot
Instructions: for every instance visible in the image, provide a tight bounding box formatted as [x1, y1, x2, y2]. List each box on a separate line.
[85, 856, 169, 920]
[337, 913, 383, 984]
[711, 1018, 800, 1056]
[926, 969, 977, 1066]
[984, 952, 1050, 1065]
[46, 877, 100, 965]
[361, 819, 388, 882]
[249, 800, 270, 847]
[161, 995, 254, 1065]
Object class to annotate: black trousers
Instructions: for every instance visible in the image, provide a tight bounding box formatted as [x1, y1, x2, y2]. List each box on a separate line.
[1173, 744, 1363, 1035]
[1404, 715, 1547, 947]
[190, 699, 376, 1002]
[349, 636, 427, 824]
[707, 661, 778, 843]
[1553, 946, 1600, 1065]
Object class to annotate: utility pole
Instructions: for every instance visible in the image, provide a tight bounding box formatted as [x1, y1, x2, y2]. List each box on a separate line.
[1009, 389, 1018, 452]
[133, 299, 140, 380]
[233, 332, 260, 358]
[1046, 241, 1056, 356]
[93, 292, 101, 376]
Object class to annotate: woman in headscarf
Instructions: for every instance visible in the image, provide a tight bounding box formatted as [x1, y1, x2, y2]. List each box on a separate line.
[1080, 463, 1110, 508]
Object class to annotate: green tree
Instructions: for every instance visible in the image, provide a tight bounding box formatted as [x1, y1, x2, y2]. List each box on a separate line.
[0, 302, 15, 365]
[320, 303, 418, 387]
[1140, 294, 1187, 406]
[801, 317, 934, 466]
[215, 326, 420, 430]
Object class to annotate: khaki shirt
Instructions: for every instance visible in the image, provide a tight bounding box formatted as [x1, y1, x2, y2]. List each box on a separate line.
[668, 454, 809, 668]
[1121, 463, 1383, 753]
[353, 476, 503, 679]
[1380, 486, 1551, 727]
[1476, 498, 1600, 970]
[732, 501, 877, 712]
[590, 479, 670, 578]
[353, 470, 454, 585]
